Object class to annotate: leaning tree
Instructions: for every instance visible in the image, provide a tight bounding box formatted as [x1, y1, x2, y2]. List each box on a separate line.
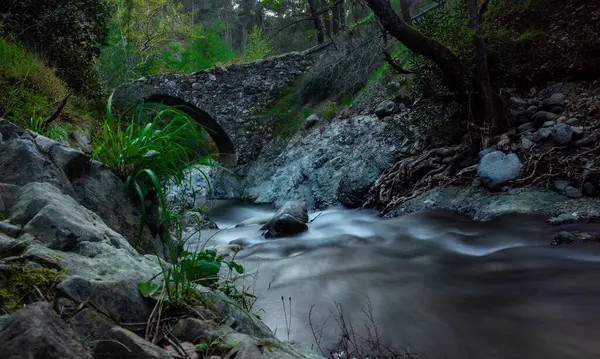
[364, 0, 508, 148]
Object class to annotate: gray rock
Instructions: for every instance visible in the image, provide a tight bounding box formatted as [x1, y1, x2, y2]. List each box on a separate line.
[0, 221, 22, 238]
[554, 179, 570, 191]
[262, 214, 308, 238]
[508, 96, 527, 110]
[542, 121, 556, 128]
[337, 167, 376, 208]
[547, 213, 580, 225]
[0, 232, 29, 257]
[517, 122, 535, 133]
[69, 308, 116, 343]
[0, 302, 92, 359]
[274, 200, 309, 223]
[563, 186, 583, 199]
[49, 145, 90, 181]
[572, 126, 584, 139]
[550, 106, 564, 114]
[23, 242, 160, 282]
[583, 182, 596, 197]
[567, 117, 581, 126]
[72, 131, 94, 154]
[218, 332, 325, 359]
[477, 151, 523, 189]
[375, 100, 396, 117]
[552, 124, 574, 145]
[9, 182, 135, 253]
[0, 137, 73, 195]
[35, 134, 61, 153]
[72, 161, 157, 250]
[57, 276, 153, 325]
[523, 106, 539, 119]
[532, 128, 553, 142]
[303, 114, 320, 130]
[543, 93, 566, 109]
[478, 146, 497, 160]
[93, 327, 172, 359]
[171, 317, 215, 342]
[236, 216, 272, 228]
[520, 137, 534, 150]
[532, 111, 560, 128]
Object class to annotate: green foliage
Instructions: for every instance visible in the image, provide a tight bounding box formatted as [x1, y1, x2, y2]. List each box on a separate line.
[244, 26, 272, 62]
[26, 115, 69, 143]
[98, 0, 236, 89]
[93, 95, 217, 241]
[0, 266, 64, 313]
[0, 37, 67, 121]
[0, 36, 99, 131]
[321, 101, 340, 120]
[0, 0, 109, 99]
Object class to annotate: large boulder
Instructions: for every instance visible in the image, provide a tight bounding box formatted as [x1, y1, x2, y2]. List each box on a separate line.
[71, 161, 157, 250]
[260, 201, 309, 238]
[8, 182, 135, 253]
[57, 276, 154, 325]
[337, 166, 381, 208]
[0, 134, 74, 195]
[477, 151, 523, 190]
[0, 302, 92, 359]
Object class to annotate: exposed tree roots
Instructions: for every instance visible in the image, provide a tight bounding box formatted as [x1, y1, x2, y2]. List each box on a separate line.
[365, 144, 474, 214]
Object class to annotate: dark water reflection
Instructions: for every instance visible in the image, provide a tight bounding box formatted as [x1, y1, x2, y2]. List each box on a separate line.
[196, 202, 600, 358]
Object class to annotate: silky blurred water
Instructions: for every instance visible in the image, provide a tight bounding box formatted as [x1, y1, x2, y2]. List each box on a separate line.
[189, 201, 600, 358]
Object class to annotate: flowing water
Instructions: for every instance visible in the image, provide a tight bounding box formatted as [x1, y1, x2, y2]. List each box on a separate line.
[189, 201, 600, 358]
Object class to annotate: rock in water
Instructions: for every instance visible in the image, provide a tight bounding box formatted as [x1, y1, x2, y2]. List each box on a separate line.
[274, 200, 309, 223]
[477, 151, 523, 190]
[262, 214, 308, 238]
[374, 100, 396, 117]
[0, 302, 91, 359]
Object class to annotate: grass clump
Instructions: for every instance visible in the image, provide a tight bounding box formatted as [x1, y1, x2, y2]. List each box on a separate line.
[0, 37, 67, 121]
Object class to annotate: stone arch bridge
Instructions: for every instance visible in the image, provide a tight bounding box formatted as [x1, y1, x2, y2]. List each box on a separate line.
[113, 49, 323, 166]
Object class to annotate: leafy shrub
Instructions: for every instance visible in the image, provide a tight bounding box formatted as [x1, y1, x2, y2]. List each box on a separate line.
[0, 0, 109, 99]
[244, 26, 272, 62]
[93, 95, 217, 232]
[97, 0, 236, 89]
[321, 101, 341, 120]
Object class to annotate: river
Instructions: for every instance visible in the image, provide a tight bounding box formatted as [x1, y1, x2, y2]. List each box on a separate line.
[189, 201, 600, 358]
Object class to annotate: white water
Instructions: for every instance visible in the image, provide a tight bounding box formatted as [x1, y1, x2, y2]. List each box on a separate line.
[189, 201, 600, 358]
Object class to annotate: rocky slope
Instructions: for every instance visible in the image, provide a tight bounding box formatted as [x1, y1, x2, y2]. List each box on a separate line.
[0, 120, 325, 359]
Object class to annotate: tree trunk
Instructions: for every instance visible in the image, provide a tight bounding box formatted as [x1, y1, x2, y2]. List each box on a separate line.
[399, 0, 413, 25]
[364, 0, 466, 90]
[466, 0, 507, 144]
[365, 0, 508, 144]
[307, 0, 325, 43]
[332, 5, 340, 34]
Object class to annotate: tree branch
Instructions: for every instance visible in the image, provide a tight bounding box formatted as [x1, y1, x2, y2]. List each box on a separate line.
[382, 50, 412, 74]
[479, 0, 492, 18]
[45, 91, 73, 125]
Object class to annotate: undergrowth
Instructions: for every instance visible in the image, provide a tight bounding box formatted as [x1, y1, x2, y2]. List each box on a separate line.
[0, 266, 64, 313]
[0, 36, 100, 134]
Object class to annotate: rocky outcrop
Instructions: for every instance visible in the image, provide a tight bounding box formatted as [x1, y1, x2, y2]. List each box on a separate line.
[0, 120, 325, 359]
[0, 302, 92, 359]
[182, 115, 422, 209]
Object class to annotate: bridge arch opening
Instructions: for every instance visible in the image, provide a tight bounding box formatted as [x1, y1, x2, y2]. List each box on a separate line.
[143, 94, 236, 167]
